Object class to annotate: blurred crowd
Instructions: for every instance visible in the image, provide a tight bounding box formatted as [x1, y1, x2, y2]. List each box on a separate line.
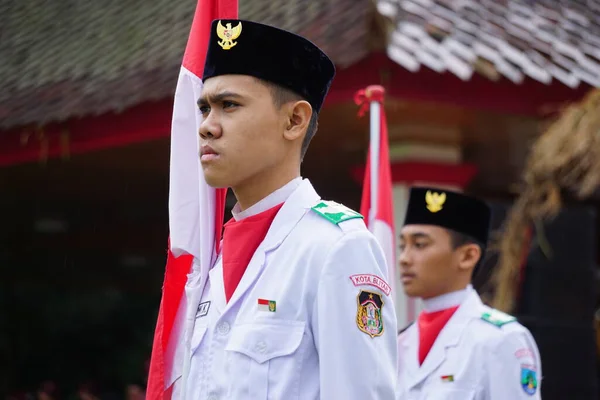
[5, 380, 146, 400]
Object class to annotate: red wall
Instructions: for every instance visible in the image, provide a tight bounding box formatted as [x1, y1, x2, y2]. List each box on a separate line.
[0, 52, 591, 167]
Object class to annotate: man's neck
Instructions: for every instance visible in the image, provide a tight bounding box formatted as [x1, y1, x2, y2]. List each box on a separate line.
[231, 177, 302, 221]
[232, 166, 301, 211]
[421, 285, 472, 313]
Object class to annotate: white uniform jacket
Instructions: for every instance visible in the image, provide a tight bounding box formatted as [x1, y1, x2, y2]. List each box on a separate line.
[396, 287, 542, 400]
[177, 179, 398, 400]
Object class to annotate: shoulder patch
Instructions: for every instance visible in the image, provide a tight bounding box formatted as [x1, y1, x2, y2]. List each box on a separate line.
[311, 200, 363, 225]
[481, 309, 517, 327]
[356, 290, 384, 338]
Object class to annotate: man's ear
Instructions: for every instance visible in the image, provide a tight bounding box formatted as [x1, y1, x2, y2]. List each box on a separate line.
[283, 100, 312, 142]
[457, 243, 482, 272]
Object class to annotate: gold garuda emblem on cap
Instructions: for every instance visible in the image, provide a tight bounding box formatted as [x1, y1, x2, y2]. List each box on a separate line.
[425, 190, 446, 213]
[216, 20, 242, 50]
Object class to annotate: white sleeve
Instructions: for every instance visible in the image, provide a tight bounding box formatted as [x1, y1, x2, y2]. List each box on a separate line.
[312, 228, 398, 400]
[486, 328, 543, 399]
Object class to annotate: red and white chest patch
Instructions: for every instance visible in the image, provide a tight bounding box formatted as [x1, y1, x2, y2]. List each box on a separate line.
[349, 274, 391, 296]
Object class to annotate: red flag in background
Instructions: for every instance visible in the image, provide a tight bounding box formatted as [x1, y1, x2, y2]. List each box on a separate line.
[146, 0, 237, 398]
[355, 85, 397, 302]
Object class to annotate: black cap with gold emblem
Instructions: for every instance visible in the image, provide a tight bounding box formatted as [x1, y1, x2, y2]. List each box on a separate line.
[403, 186, 491, 245]
[202, 19, 335, 113]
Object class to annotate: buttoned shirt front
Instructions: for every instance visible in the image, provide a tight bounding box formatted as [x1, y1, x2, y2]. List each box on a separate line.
[173, 179, 398, 400]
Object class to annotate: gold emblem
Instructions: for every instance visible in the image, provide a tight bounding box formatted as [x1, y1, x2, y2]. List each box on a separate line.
[216, 20, 242, 50]
[425, 190, 446, 213]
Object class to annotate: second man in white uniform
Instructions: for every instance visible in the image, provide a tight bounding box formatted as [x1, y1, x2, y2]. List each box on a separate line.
[396, 187, 542, 399]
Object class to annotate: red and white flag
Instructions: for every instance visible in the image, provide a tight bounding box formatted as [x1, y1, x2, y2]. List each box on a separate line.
[146, 1, 236, 399]
[355, 86, 396, 302]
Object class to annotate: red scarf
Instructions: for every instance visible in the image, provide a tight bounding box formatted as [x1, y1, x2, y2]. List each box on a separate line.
[417, 306, 459, 365]
[221, 203, 284, 302]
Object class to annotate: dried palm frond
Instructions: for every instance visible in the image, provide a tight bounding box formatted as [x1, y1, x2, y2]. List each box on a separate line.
[492, 89, 600, 313]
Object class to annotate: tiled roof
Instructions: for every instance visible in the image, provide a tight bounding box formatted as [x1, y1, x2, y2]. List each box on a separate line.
[0, 0, 370, 130]
[377, 0, 600, 88]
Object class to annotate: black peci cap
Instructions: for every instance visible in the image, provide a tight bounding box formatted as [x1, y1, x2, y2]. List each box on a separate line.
[202, 19, 336, 113]
[404, 186, 491, 244]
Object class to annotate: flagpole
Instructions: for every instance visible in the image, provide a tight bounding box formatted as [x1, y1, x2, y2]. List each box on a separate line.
[367, 85, 384, 229]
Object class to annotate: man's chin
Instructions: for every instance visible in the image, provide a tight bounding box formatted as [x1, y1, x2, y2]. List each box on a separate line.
[204, 180, 229, 189]
[401, 284, 422, 299]
[202, 171, 230, 189]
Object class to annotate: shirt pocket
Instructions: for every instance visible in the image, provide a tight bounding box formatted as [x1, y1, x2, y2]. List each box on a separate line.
[225, 320, 305, 400]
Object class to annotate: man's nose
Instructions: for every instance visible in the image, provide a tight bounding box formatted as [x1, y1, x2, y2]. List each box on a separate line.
[398, 248, 411, 268]
[199, 112, 222, 139]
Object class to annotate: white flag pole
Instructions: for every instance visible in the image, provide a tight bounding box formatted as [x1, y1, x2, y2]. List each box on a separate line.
[368, 87, 381, 230]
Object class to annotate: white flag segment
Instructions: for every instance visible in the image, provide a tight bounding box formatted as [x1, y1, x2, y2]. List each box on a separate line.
[165, 65, 216, 392]
[168, 65, 218, 263]
[169, 0, 235, 262]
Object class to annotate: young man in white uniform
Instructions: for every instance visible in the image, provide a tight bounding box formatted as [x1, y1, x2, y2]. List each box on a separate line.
[169, 19, 398, 399]
[396, 187, 542, 399]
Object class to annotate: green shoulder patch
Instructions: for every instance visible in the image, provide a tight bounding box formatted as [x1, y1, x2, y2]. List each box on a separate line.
[481, 309, 517, 327]
[311, 200, 363, 225]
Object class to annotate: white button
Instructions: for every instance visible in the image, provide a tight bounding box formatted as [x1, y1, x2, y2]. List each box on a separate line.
[217, 322, 230, 335]
[255, 340, 267, 353]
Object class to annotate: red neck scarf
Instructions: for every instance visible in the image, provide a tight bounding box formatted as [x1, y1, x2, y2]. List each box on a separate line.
[221, 203, 284, 302]
[417, 306, 459, 365]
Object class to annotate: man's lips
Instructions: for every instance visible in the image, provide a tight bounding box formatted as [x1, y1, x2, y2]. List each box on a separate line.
[401, 271, 416, 282]
[200, 145, 218, 156]
[200, 145, 219, 162]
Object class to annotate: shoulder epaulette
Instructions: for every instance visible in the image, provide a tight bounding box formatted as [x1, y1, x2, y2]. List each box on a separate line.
[481, 309, 517, 327]
[311, 200, 363, 225]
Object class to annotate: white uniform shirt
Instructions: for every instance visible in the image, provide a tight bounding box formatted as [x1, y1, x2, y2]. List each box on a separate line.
[396, 286, 543, 400]
[175, 178, 398, 400]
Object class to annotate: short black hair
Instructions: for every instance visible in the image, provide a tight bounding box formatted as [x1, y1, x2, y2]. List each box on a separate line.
[257, 78, 319, 160]
[447, 228, 486, 272]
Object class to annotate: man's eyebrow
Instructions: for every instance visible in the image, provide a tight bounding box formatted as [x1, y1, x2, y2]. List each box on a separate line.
[399, 232, 431, 241]
[197, 91, 244, 106]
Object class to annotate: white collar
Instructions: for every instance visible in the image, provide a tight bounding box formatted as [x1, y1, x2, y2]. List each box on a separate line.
[422, 284, 472, 313]
[231, 177, 302, 221]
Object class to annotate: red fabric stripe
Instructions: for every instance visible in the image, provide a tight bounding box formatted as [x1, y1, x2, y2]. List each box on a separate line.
[417, 306, 459, 365]
[375, 103, 394, 228]
[222, 203, 283, 302]
[182, 0, 238, 76]
[257, 299, 269, 305]
[147, 243, 194, 400]
[214, 187, 227, 255]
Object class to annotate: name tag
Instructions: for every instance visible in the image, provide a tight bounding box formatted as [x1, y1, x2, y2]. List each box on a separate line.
[197, 301, 211, 318]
